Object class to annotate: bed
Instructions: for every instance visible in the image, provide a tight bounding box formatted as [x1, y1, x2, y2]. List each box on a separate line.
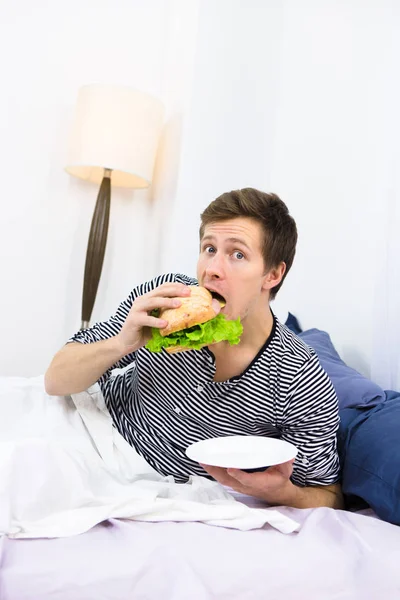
[1, 505, 400, 599]
[1, 320, 400, 599]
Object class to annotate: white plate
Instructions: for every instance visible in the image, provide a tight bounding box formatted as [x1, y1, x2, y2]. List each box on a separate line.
[186, 435, 298, 469]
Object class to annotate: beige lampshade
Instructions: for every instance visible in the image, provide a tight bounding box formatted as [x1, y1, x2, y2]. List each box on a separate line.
[65, 84, 164, 188]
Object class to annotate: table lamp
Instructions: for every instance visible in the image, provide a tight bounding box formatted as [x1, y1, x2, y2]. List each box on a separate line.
[65, 84, 164, 329]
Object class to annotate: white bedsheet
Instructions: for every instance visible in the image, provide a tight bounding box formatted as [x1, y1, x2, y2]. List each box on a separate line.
[0, 375, 300, 538]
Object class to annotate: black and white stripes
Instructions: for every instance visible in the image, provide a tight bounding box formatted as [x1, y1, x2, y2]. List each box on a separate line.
[69, 273, 340, 486]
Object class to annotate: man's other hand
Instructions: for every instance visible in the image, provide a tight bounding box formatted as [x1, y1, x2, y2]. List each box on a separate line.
[200, 459, 295, 506]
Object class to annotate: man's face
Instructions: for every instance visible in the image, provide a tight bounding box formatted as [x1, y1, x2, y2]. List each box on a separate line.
[197, 217, 271, 321]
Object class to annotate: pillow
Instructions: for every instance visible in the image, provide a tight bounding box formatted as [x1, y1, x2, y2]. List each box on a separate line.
[338, 393, 400, 525]
[284, 315, 399, 525]
[285, 312, 302, 335]
[284, 316, 385, 409]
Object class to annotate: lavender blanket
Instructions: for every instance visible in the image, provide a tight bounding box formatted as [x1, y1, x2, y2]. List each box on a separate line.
[1, 506, 399, 599]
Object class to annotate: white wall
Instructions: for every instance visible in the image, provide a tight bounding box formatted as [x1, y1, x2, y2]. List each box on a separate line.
[0, 0, 397, 382]
[161, 0, 397, 379]
[0, 0, 170, 376]
[161, 0, 284, 274]
[268, 0, 393, 376]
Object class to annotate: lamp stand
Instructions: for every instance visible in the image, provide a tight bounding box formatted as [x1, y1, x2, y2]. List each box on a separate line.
[80, 168, 112, 330]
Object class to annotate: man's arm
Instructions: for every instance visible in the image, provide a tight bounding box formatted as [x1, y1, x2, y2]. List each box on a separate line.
[202, 353, 345, 509]
[44, 281, 191, 397]
[201, 462, 344, 509]
[280, 481, 344, 509]
[44, 338, 129, 396]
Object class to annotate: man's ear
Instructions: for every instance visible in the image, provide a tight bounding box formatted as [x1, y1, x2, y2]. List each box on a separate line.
[262, 262, 286, 291]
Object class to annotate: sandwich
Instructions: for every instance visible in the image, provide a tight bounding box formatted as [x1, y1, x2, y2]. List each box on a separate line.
[145, 286, 243, 354]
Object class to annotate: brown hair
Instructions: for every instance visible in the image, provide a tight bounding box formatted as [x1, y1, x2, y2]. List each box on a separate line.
[199, 188, 297, 300]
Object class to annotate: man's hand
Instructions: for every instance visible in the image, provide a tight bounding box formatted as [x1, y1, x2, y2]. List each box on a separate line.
[116, 282, 191, 355]
[201, 459, 295, 506]
[201, 460, 344, 509]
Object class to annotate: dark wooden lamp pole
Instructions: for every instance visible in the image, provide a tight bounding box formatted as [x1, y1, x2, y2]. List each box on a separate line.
[80, 168, 112, 330]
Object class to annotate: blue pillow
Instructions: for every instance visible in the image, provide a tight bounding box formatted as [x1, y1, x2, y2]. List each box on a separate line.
[285, 312, 302, 335]
[285, 320, 385, 409]
[284, 314, 400, 524]
[338, 393, 400, 525]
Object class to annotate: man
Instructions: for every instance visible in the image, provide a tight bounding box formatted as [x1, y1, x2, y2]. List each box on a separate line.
[45, 188, 343, 509]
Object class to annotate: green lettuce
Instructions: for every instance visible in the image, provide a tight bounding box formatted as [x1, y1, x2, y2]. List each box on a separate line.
[145, 313, 243, 353]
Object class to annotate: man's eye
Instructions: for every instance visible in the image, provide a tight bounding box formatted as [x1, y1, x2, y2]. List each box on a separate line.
[205, 246, 215, 254]
[233, 251, 245, 260]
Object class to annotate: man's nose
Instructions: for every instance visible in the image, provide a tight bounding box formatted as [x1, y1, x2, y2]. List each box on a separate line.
[205, 253, 225, 279]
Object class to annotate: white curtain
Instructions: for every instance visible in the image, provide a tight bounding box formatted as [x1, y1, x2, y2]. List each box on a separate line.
[371, 19, 400, 392]
[372, 199, 400, 392]
[371, 182, 400, 392]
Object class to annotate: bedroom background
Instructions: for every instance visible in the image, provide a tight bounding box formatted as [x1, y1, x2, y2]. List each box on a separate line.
[0, 0, 398, 392]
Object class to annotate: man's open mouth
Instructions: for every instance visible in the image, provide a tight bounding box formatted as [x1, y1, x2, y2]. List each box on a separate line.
[208, 290, 226, 305]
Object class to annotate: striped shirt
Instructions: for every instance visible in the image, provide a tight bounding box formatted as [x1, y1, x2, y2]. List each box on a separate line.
[69, 273, 340, 486]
